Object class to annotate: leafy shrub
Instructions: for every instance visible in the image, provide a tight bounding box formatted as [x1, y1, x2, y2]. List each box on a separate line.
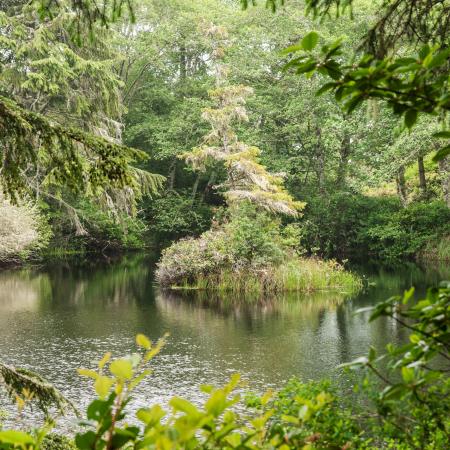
[156, 203, 288, 288]
[41, 434, 76, 450]
[47, 199, 148, 254]
[299, 193, 450, 263]
[156, 204, 361, 293]
[146, 191, 213, 242]
[363, 200, 450, 263]
[155, 229, 231, 286]
[0, 193, 51, 264]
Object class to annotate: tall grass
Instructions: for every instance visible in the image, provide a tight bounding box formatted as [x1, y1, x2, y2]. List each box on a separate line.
[419, 235, 450, 262]
[168, 257, 362, 294]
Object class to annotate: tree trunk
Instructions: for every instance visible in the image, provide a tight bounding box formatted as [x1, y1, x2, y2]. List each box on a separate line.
[168, 160, 176, 190]
[396, 165, 408, 207]
[315, 126, 325, 194]
[438, 156, 450, 207]
[336, 131, 351, 189]
[417, 156, 427, 197]
[179, 43, 187, 81]
[201, 170, 216, 203]
[191, 172, 201, 202]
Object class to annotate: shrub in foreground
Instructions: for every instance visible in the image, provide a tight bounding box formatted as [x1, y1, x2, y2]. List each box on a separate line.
[0, 284, 448, 449]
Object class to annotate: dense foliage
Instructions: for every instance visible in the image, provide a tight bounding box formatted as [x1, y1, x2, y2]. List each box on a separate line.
[156, 203, 361, 293]
[300, 195, 450, 263]
[0, 0, 448, 264]
[0, 1, 449, 449]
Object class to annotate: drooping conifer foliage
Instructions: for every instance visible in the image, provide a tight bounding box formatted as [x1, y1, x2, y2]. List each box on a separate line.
[0, 2, 163, 203]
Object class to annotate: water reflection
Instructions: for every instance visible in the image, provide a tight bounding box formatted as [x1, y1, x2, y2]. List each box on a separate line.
[0, 255, 447, 427]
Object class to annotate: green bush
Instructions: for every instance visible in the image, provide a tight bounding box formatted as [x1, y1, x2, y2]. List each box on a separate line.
[156, 203, 360, 293]
[299, 193, 450, 263]
[363, 200, 450, 263]
[146, 191, 213, 242]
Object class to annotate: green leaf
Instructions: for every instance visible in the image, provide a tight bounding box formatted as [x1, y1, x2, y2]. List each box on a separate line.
[110, 359, 133, 379]
[404, 109, 418, 129]
[433, 145, 450, 161]
[316, 83, 336, 97]
[301, 31, 319, 51]
[0, 431, 34, 445]
[433, 131, 450, 139]
[78, 368, 98, 379]
[225, 433, 242, 448]
[111, 428, 138, 448]
[403, 287, 415, 304]
[427, 48, 450, 69]
[169, 397, 200, 416]
[137, 405, 165, 426]
[75, 431, 97, 450]
[295, 61, 317, 74]
[401, 367, 415, 384]
[418, 44, 431, 60]
[136, 334, 151, 349]
[280, 43, 304, 55]
[98, 352, 111, 369]
[94, 376, 114, 399]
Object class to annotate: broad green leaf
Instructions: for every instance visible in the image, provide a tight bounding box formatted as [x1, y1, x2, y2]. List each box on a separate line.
[78, 368, 98, 379]
[225, 433, 241, 447]
[427, 48, 450, 69]
[403, 287, 415, 304]
[433, 131, 450, 139]
[433, 145, 450, 161]
[75, 431, 97, 450]
[301, 31, 319, 51]
[404, 109, 417, 129]
[110, 359, 133, 379]
[98, 352, 112, 369]
[169, 397, 200, 416]
[418, 44, 431, 60]
[137, 405, 166, 426]
[401, 367, 415, 384]
[94, 375, 114, 399]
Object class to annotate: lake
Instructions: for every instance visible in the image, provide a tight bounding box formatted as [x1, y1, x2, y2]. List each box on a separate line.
[0, 254, 447, 427]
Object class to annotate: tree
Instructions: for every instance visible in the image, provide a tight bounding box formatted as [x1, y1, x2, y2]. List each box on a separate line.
[0, 1, 163, 204]
[182, 25, 303, 216]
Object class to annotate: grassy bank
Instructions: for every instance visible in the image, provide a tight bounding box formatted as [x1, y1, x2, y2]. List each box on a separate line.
[419, 235, 450, 262]
[160, 257, 362, 294]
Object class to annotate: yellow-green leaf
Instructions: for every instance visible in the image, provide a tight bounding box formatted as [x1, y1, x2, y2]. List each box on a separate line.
[136, 334, 151, 350]
[94, 376, 114, 399]
[110, 359, 133, 380]
[98, 352, 112, 369]
[78, 368, 98, 379]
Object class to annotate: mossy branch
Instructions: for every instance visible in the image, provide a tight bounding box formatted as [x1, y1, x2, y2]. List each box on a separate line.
[0, 362, 78, 417]
[0, 95, 163, 201]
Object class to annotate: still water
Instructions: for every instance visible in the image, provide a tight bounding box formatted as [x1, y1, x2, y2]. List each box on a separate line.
[0, 254, 447, 425]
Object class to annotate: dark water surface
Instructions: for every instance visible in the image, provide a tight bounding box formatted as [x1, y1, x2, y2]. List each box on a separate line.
[0, 255, 447, 426]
